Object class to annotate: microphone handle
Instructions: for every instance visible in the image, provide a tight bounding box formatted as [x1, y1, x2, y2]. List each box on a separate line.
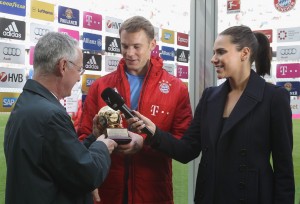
[121, 105, 153, 137]
[141, 126, 153, 137]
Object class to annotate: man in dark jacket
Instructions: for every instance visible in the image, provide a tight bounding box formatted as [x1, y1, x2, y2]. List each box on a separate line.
[4, 32, 118, 204]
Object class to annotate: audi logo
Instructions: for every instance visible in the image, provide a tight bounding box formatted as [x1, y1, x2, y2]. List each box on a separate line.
[3, 47, 21, 56]
[34, 28, 49, 36]
[108, 60, 119, 66]
[280, 48, 297, 55]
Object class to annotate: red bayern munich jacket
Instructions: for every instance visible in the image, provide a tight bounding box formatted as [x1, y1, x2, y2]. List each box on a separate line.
[78, 56, 192, 204]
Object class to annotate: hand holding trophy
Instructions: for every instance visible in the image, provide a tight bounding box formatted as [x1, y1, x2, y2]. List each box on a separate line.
[98, 106, 132, 144]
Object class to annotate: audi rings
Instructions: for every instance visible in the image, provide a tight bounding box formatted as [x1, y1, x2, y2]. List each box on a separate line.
[3, 47, 21, 56]
[34, 28, 49, 36]
[280, 48, 297, 55]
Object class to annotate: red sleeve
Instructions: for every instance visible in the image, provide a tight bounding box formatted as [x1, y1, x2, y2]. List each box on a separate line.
[170, 82, 193, 139]
[77, 82, 101, 141]
[72, 100, 82, 132]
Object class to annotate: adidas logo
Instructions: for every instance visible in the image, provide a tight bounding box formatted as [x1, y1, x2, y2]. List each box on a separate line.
[108, 39, 120, 52]
[178, 51, 187, 62]
[3, 22, 21, 38]
[85, 56, 99, 70]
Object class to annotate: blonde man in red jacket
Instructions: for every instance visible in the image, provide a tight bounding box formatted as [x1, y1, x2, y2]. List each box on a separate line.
[78, 16, 192, 204]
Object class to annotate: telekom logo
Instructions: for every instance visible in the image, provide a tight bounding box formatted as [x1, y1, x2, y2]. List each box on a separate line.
[177, 65, 188, 79]
[280, 66, 288, 75]
[151, 105, 159, 116]
[276, 63, 300, 78]
[83, 12, 102, 31]
[86, 15, 92, 26]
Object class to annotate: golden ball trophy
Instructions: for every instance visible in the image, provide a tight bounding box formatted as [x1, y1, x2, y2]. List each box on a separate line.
[98, 106, 132, 144]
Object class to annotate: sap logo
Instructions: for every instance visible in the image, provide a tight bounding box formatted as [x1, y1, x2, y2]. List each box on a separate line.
[161, 50, 174, 57]
[164, 33, 172, 40]
[3, 97, 17, 107]
[86, 78, 96, 87]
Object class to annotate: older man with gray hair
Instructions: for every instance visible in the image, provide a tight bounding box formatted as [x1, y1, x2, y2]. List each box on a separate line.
[4, 32, 117, 204]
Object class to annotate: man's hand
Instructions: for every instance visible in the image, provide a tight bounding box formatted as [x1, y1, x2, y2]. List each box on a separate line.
[92, 114, 106, 138]
[92, 188, 101, 202]
[115, 131, 144, 155]
[97, 135, 118, 154]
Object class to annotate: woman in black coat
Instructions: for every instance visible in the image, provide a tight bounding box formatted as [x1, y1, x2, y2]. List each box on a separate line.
[127, 25, 295, 204]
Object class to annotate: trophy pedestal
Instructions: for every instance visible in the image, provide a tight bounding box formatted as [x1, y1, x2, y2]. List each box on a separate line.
[105, 128, 132, 144]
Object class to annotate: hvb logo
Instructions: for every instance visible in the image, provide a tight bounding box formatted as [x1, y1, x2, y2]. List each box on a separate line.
[0, 72, 23, 82]
[2, 97, 17, 107]
[106, 20, 121, 29]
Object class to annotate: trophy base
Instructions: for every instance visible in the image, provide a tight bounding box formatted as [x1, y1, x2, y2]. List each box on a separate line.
[105, 128, 132, 144]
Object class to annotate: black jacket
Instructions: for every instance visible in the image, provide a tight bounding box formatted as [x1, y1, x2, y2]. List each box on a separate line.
[4, 79, 111, 204]
[152, 70, 295, 204]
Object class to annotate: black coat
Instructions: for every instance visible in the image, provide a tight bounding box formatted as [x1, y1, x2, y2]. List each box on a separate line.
[152, 71, 294, 204]
[4, 79, 111, 204]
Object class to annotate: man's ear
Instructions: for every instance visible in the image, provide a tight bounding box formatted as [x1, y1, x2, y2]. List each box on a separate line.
[150, 39, 156, 51]
[56, 58, 67, 76]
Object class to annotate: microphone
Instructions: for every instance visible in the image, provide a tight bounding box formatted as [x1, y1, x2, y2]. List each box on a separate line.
[101, 87, 153, 137]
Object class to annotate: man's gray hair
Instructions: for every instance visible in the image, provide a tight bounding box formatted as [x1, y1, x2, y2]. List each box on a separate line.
[34, 32, 79, 75]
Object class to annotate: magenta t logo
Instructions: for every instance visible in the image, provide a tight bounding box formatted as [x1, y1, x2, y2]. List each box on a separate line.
[177, 65, 189, 79]
[86, 15, 92, 26]
[276, 63, 300, 78]
[150, 105, 159, 116]
[83, 12, 102, 31]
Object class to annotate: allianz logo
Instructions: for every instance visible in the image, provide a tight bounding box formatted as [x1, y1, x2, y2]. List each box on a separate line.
[84, 37, 101, 46]
[97, 39, 102, 47]
[108, 39, 120, 52]
[3, 22, 21, 38]
[161, 50, 174, 57]
[85, 56, 99, 69]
